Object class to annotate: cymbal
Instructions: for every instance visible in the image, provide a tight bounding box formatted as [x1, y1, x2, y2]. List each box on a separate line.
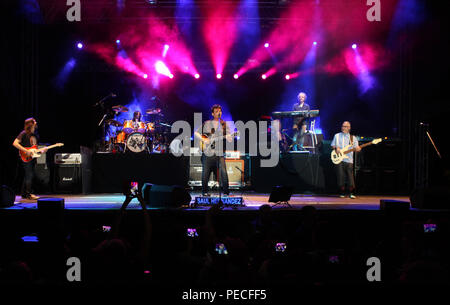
[106, 119, 122, 127]
[112, 105, 129, 112]
[146, 108, 162, 115]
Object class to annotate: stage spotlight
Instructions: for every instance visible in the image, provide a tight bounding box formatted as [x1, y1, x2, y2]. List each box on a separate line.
[285, 74, 290, 80]
[194, 73, 200, 79]
[169, 74, 174, 79]
[216, 73, 222, 79]
[116, 39, 121, 44]
[264, 42, 269, 48]
[163, 44, 170, 57]
[352, 43, 357, 49]
[233, 74, 239, 79]
[143, 74, 148, 79]
[77, 42, 83, 49]
[261, 74, 267, 79]
[313, 41, 317, 46]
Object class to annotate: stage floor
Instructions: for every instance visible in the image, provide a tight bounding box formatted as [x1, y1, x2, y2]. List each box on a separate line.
[7, 192, 411, 211]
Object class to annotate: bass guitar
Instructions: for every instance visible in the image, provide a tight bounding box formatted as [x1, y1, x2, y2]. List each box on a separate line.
[331, 138, 382, 164]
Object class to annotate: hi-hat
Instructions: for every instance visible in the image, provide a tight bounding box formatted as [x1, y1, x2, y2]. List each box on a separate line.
[105, 119, 122, 127]
[146, 108, 162, 115]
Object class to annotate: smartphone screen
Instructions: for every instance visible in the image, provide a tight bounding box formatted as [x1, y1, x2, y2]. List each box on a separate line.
[215, 243, 228, 255]
[275, 242, 286, 253]
[424, 223, 437, 233]
[130, 181, 138, 195]
[187, 228, 198, 238]
[329, 255, 339, 264]
[102, 225, 111, 233]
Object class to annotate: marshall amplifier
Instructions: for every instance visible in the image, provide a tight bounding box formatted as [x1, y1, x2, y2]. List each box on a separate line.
[54, 153, 82, 165]
[54, 164, 82, 193]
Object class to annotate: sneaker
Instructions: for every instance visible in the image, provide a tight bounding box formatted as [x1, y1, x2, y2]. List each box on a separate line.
[202, 193, 210, 197]
[27, 194, 40, 200]
[339, 194, 346, 198]
[349, 194, 356, 199]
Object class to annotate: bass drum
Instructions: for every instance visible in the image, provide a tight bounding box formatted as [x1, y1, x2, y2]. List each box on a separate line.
[126, 132, 147, 153]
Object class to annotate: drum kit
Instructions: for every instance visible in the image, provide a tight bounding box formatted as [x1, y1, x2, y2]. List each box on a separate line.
[104, 105, 171, 154]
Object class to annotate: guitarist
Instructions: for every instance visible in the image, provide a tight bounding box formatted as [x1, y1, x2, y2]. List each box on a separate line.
[194, 104, 232, 196]
[292, 92, 310, 151]
[331, 121, 361, 199]
[12, 118, 47, 200]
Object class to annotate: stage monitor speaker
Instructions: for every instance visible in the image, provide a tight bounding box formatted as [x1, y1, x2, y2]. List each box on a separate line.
[380, 199, 410, 211]
[410, 187, 450, 210]
[142, 183, 191, 208]
[269, 185, 293, 203]
[53, 164, 82, 193]
[0, 185, 15, 208]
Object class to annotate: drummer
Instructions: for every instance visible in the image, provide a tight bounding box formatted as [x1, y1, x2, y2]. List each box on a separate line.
[132, 111, 142, 126]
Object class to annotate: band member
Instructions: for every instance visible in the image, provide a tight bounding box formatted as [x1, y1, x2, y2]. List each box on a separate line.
[331, 121, 361, 199]
[132, 110, 142, 127]
[12, 118, 47, 200]
[292, 92, 310, 151]
[194, 104, 232, 196]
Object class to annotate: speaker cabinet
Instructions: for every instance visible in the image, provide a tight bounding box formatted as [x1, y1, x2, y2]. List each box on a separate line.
[1, 185, 15, 207]
[142, 183, 191, 208]
[188, 159, 245, 188]
[53, 164, 82, 193]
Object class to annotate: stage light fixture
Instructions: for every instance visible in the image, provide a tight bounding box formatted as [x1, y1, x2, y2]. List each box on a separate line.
[264, 42, 269, 48]
[194, 73, 200, 79]
[143, 74, 148, 79]
[262, 74, 267, 79]
[233, 74, 239, 79]
[77, 42, 83, 49]
[285, 74, 290, 80]
[216, 73, 222, 79]
[352, 44, 357, 49]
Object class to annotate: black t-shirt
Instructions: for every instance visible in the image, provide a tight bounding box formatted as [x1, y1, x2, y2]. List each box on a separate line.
[16, 131, 38, 148]
[293, 102, 310, 126]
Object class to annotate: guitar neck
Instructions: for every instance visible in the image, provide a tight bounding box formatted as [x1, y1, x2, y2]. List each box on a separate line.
[343, 142, 372, 154]
[44, 144, 61, 150]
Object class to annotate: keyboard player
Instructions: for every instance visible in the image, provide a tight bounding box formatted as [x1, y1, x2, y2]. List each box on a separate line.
[292, 92, 310, 151]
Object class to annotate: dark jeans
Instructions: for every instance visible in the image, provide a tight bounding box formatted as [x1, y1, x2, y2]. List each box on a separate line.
[21, 159, 36, 197]
[335, 161, 355, 193]
[201, 155, 229, 194]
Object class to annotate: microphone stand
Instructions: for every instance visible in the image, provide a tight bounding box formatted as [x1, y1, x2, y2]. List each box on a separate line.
[94, 93, 115, 152]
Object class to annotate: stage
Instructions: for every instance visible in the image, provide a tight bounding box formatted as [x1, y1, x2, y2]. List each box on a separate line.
[7, 192, 411, 211]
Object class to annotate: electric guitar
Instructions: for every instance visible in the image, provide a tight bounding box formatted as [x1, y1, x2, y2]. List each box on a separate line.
[200, 131, 240, 153]
[19, 143, 64, 162]
[331, 138, 382, 164]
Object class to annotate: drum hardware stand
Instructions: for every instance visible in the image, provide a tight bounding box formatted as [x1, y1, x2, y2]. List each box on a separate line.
[94, 93, 116, 152]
